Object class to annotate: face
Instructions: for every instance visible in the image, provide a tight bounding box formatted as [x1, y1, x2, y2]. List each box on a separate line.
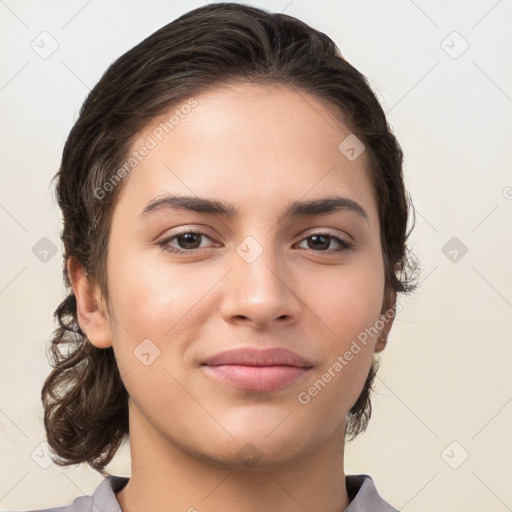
[82, 82, 394, 470]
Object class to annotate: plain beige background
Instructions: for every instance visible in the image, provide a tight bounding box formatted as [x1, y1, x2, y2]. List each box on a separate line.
[1, 1, 511, 511]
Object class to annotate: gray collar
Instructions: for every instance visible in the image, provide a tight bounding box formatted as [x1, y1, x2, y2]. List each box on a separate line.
[49, 473, 400, 512]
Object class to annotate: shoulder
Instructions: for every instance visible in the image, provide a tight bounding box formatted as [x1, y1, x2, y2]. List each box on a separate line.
[345, 473, 401, 512]
[7, 476, 129, 512]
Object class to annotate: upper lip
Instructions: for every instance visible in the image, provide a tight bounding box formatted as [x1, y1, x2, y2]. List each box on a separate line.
[202, 348, 313, 368]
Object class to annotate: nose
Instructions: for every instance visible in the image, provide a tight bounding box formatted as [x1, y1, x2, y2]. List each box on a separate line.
[219, 239, 302, 329]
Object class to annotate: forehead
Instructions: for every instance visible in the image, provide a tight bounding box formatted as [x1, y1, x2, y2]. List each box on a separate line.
[113, 81, 378, 225]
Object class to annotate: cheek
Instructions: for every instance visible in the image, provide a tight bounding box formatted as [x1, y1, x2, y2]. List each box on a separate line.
[302, 259, 384, 396]
[107, 250, 211, 334]
[105, 249, 222, 376]
[309, 260, 385, 343]
[105, 254, 205, 417]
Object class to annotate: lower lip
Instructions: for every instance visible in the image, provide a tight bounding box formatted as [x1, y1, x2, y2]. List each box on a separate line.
[203, 365, 310, 392]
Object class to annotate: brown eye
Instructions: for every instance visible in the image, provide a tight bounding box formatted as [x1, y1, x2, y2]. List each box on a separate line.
[297, 233, 353, 253]
[157, 230, 215, 254]
[174, 233, 203, 250]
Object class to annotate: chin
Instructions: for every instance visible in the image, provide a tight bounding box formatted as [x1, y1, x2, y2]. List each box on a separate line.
[186, 422, 321, 472]
[193, 441, 302, 471]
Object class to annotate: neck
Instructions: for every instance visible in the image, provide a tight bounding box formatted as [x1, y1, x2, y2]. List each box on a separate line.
[116, 404, 349, 512]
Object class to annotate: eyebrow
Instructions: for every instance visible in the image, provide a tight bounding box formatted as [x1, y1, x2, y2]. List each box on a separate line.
[139, 194, 370, 225]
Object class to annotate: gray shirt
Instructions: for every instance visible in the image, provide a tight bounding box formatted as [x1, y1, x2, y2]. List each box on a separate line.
[18, 474, 400, 512]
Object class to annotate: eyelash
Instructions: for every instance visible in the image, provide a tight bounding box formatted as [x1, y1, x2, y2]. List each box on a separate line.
[156, 229, 353, 255]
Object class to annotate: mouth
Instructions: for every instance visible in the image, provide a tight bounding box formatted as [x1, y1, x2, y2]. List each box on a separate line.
[201, 347, 313, 392]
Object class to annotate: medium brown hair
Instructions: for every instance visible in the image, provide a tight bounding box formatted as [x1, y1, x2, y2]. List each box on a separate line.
[42, 2, 418, 475]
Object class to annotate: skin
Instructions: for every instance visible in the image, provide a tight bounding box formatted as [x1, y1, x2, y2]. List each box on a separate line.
[69, 81, 396, 512]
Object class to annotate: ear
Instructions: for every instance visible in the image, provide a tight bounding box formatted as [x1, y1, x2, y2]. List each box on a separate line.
[67, 256, 112, 349]
[374, 289, 397, 354]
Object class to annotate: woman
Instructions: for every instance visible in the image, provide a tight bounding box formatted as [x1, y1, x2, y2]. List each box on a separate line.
[34, 3, 417, 511]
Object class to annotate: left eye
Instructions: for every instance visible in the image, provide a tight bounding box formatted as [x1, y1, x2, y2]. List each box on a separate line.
[296, 234, 353, 252]
[157, 231, 353, 255]
[157, 231, 214, 254]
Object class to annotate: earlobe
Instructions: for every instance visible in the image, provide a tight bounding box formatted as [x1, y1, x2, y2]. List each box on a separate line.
[67, 256, 112, 349]
[374, 332, 388, 353]
[375, 290, 397, 353]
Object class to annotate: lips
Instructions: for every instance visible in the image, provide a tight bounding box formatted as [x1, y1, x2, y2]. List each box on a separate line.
[201, 348, 313, 392]
[203, 347, 313, 368]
